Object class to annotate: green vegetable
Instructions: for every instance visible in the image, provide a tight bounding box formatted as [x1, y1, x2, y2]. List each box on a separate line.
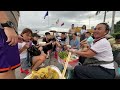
[58, 51, 68, 59]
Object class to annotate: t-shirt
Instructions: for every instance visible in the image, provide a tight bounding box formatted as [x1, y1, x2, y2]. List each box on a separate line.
[70, 38, 80, 50]
[80, 29, 87, 35]
[69, 28, 75, 34]
[91, 38, 114, 69]
[42, 37, 52, 50]
[18, 42, 28, 59]
[86, 36, 94, 47]
[59, 37, 69, 45]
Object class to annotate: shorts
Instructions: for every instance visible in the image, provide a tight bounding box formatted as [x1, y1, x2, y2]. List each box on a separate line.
[0, 28, 20, 73]
[20, 58, 30, 70]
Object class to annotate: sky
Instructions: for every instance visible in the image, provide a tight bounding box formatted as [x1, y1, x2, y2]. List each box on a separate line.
[18, 11, 120, 35]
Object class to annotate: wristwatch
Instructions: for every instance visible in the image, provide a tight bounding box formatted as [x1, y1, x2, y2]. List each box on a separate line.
[1, 21, 15, 28]
[1, 21, 18, 34]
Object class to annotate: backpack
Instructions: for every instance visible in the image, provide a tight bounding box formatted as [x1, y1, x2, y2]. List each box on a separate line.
[27, 45, 41, 67]
[27, 45, 41, 56]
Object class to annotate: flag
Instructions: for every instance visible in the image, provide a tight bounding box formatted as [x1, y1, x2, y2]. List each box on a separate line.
[44, 11, 48, 19]
[61, 22, 64, 26]
[56, 19, 59, 24]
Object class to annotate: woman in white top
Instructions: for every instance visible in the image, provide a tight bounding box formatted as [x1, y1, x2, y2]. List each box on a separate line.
[80, 25, 87, 41]
[69, 23, 115, 79]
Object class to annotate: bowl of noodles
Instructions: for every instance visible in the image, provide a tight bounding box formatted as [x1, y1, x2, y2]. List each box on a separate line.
[24, 65, 62, 79]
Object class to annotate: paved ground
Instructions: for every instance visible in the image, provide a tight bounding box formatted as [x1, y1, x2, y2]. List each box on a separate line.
[15, 52, 63, 79]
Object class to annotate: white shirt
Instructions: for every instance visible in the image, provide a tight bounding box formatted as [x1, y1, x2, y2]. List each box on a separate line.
[18, 42, 27, 59]
[80, 29, 87, 35]
[91, 38, 115, 69]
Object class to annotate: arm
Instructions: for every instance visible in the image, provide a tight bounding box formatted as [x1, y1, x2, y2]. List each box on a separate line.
[70, 39, 108, 58]
[19, 43, 30, 54]
[71, 49, 96, 58]
[55, 41, 61, 48]
[0, 11, 19, 46]
[19, 46, 27, 54]
[80, 39, 87, 44]
[0, 11, 10, 23]
[44, 41, 52, 46]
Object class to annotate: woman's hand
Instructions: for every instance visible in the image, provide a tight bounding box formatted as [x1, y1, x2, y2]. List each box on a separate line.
[4, 27, 18, 46]
[23, 43, 30, 49]
[18, 35, 23, 43]
[68, 48, 76, 53]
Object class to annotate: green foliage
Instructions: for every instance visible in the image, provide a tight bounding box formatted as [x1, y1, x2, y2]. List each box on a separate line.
[111, 20, 120, 37]
[111, 32, 120, 38]
[114, 20, 120, 33]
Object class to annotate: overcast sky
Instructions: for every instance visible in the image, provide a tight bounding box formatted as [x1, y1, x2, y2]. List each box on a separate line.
[18, 11, 120, 35]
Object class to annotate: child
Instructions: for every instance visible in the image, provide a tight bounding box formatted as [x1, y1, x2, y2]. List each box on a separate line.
[19, 29, 49, 72]
[18, 28, 33, 75]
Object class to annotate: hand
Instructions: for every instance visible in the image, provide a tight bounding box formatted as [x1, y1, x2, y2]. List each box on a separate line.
[18, 35, 23, 43]
[38, 46, 43, 51]
[4, 27, 18, 46]
[39, 44, 44, 47]
[23, 43, 30, 49]
[66, 45, 71, 48]
[52, 41, 56, 45]
[49, 41, 53, 44]
[68, 49, 76, 53]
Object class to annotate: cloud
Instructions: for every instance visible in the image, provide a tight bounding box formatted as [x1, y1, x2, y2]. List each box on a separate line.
[18, 11, 120, 35]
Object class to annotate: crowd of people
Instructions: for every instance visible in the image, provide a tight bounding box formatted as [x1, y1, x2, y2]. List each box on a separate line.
[0, 11, 120, 79]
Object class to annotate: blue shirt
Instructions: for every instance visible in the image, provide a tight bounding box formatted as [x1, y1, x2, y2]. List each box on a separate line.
[70, 38, 80, 49]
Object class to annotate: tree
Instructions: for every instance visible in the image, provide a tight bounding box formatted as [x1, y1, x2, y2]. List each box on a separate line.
[96, 11, 109, 22]
[114, 20, 120, 33]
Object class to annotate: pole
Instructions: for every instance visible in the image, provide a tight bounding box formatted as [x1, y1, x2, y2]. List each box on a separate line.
[103, 11, 107, 22]
[48, 11, 49, 29]
[111, 11, 116, 34]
